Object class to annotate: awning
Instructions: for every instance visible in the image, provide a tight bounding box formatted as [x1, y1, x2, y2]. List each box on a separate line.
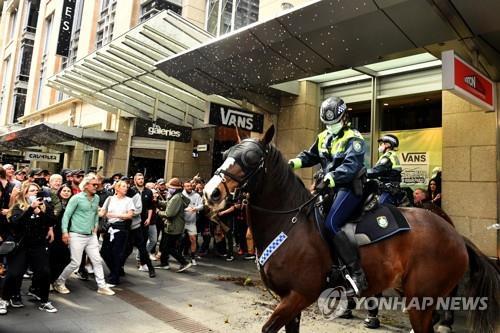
[0, 123, 117, 151]
[48, 10, 238, 128]
[157, 0, 500, 102]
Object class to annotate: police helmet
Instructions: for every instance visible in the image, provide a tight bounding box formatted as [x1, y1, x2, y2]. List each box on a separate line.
[319, 97, 348, 125]
[378, 134, 399, 149]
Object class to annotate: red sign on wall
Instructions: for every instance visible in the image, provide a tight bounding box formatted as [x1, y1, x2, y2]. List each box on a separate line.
[442, 50, 496, 111]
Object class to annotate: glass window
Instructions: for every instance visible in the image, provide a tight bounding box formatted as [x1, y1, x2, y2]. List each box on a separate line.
[24, 0, 40, 33]
[140, 0, 182, 22]
[380, 92, 442, 131]
[9, 10, 18, 40]
[96, 0, 116, 49]
[12, 88, 27, 123]
[206, 0, 259, 36]
[17, 40, 34, 82]
[347, 101, 371, 133]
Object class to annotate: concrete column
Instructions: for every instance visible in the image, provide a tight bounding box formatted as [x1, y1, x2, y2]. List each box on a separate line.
[277, 80, 320, 187]
[104, 117, 131, 177]
[442, 90, 498, 257]
[182, 0, 205, 28]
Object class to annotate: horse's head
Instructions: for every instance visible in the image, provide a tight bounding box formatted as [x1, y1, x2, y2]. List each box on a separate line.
[204, 125, 275, 211]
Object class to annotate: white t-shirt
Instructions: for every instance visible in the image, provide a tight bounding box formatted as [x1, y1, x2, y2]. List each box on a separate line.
[104, 195, 135, 224]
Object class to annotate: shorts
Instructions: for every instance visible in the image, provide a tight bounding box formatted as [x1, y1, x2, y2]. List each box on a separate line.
[184, 222, 197, 236]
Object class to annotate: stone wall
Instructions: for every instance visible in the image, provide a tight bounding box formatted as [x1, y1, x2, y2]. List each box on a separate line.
[276, 80, 320, 187]
[442, 90, 498, 257]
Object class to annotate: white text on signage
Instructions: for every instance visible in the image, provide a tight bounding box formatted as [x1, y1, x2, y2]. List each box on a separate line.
[148, 124, 181, 138]
[220, 107, 254, 130]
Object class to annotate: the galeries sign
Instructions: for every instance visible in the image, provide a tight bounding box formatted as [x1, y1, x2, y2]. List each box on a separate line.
[25, 151, 60, 163]
[135, 118, 192, 143]
[207, 102, 264, 133]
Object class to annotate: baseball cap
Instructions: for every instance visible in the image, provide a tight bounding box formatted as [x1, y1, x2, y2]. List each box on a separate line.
[157, 178, 166, 185]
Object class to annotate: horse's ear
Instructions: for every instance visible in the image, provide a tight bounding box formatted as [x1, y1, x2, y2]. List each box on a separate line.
[262, 125, 275, 145]
[235, 126, 242, 143]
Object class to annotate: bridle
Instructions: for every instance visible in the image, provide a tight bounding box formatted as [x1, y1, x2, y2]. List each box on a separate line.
[214, 139, 319, 219]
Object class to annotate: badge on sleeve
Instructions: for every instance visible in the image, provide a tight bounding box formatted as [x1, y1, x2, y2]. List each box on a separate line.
[353, 141, 362, 152]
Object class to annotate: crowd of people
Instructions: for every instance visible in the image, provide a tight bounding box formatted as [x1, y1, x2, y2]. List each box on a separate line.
[0, 165, 256, 315]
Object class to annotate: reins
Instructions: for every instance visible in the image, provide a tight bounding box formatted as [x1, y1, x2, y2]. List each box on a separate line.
[245, 193, 319, 224]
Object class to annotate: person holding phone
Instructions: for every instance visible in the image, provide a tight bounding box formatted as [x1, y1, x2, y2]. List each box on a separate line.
[0, 183, 57, 314]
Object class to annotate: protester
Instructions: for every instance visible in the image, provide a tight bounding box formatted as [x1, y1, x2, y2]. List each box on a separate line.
[182, 181, 203, 265]
[157, 178, 192, 272]
[1, 182, 57, 313]
[100, 180, 135, 286]
[53, 174, 114, 296]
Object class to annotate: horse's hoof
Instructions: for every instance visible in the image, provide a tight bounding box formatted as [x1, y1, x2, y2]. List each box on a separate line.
[436, 325, 452, 333]
[338, 309, 353, 319]
[364, 316, 380, 329]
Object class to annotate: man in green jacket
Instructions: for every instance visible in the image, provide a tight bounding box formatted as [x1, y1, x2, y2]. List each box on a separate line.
[157, 178, 191, 272]
[53, 174, 115, 296]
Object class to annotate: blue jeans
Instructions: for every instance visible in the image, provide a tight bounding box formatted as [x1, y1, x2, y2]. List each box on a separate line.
[325, 189, 362, 234]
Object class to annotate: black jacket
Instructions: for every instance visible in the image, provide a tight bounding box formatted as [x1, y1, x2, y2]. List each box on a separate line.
[8, 204, 55, 247]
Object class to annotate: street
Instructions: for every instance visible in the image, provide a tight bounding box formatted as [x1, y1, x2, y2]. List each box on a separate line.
[0, 254, 469, 333]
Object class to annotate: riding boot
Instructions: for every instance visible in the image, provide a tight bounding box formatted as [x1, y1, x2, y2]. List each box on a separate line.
[331, 231, 368, 296]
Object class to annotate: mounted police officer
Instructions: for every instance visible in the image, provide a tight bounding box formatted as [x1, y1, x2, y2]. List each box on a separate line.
[367, 134, 402, 205]
[288, 96, 367, 296]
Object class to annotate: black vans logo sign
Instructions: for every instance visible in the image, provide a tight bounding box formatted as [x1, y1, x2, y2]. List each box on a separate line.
[208, 103, 264, 133]
[401, 152, 427, 164]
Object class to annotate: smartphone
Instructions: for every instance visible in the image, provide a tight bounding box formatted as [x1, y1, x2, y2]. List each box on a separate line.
[36, 191, 45, 200]
[28, 195, 38, 204]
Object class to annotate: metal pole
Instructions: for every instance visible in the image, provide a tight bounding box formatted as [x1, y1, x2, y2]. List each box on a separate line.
[369, 76, 380, 166]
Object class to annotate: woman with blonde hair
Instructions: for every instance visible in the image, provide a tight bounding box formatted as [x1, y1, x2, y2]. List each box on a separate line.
[100, 180, 135, 286]
[0, 182, 57, 314]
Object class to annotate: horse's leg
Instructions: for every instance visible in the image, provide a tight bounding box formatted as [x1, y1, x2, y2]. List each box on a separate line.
[364, 293, 381, 329]
[284, 312, 301, 333]
[407, 308, 434, 333]
[435, 285, 458, 333]
[262, 291, 308, 333]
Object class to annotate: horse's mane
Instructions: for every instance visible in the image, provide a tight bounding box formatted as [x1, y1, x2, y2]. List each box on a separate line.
[264, 143, 312, 204]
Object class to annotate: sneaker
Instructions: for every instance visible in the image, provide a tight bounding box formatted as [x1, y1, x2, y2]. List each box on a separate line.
[23, 273, 31, 279]
[27, 287, 41, 301]
[177, 263, 192, 273]
[97, 287, 115, 296]
[237, 249, 244, 255]
[53, 282, 70, 294]
[9, 295, 24, 308]
[74, 271, 89, 281]
[155, 265, 170, 270]
[191, 259, 197, 266]
[226, 256, 235, 262]
[106, 283, 116, 288]
[148, 268, 156, 278]
[39, 302, 58, 313]
[244, 253, 256, 260]
[0, 300, 7, 315]
[149, 254, 158, 261]
[138, 264, 149, 272]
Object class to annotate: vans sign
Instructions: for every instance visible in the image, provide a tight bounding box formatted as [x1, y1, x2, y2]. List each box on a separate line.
[208, 103, 264, 133]
[135, 118, 191, 143]
[25, 151, 60, 163]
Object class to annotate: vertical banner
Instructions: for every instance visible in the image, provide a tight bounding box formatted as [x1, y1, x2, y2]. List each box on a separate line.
[56, 0, 77, 56]
[375, 128, 442, 188]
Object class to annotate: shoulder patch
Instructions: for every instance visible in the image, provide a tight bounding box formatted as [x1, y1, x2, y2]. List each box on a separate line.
[352, 140, 362, 152]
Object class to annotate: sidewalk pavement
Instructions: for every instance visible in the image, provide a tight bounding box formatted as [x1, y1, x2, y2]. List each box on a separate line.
[0, 254, 469, 333]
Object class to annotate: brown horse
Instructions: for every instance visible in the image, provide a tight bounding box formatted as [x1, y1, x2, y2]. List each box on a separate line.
[203, 126, 499, 333]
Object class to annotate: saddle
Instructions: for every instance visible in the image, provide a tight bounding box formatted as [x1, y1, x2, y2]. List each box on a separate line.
[314, 179, 410, 247]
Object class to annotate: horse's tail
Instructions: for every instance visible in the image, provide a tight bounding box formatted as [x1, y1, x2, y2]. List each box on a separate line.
[463, 237, 500, 333]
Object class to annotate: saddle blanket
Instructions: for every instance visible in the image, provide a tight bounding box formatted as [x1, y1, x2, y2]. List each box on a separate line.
[342, 205, 410, 246]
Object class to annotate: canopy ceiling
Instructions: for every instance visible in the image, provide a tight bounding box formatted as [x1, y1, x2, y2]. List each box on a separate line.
[157, 0, 500, 109]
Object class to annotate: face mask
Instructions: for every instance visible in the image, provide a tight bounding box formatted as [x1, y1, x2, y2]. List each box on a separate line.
[168, 188, 177, 195]
[378, 145, 386, 153]
[326, 123, 343, 135]
[34, 178, 47, 187]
